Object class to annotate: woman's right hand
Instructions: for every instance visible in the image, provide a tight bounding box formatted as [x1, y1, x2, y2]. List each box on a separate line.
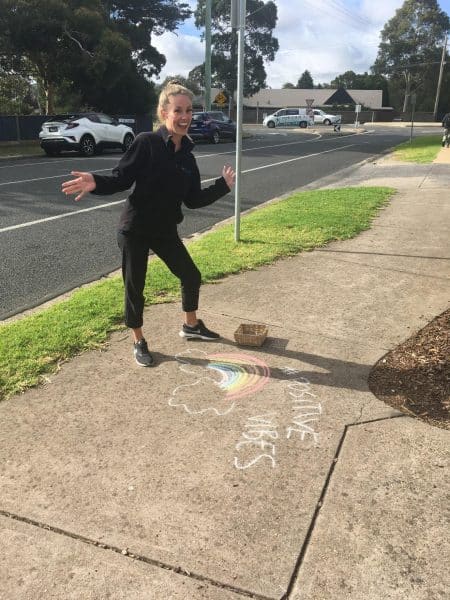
[61, 171, 96, 202]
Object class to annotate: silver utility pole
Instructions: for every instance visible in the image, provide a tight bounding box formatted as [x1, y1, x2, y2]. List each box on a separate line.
[204, 0, 212, 111]
[433, 32, 447, 120]
[410, 93, 417, 143]
[234, 0, 246, 242]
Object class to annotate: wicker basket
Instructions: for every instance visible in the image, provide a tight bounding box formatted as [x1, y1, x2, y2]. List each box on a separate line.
[234, 323, 268, 347]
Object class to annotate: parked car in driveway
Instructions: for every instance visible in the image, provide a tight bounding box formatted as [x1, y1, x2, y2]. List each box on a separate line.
[188, 111, 236, 144]
[39, 112, 135, 157]
[312, 109, 341, 125]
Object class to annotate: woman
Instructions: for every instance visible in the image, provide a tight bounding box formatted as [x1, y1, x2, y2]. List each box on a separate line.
[62, 81, 235, 367]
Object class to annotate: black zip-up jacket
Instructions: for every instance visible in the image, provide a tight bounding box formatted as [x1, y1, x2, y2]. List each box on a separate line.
[91, 125, 230, 234]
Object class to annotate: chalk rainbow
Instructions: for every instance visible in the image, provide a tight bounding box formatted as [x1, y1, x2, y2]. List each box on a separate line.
[206, 353, 271, 400]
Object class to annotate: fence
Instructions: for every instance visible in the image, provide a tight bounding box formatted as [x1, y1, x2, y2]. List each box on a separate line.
[0, 114, 153, 142]
[237, 107, 398, 124]
[239, 107, 442, 125]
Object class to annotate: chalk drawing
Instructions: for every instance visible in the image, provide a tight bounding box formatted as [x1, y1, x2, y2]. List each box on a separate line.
[207, 353, 271, 400]
[233, 368, 323, 469]
[168, 350, 271, 416]
[284, 370, 321, 446]
[234, 413, 278, 469]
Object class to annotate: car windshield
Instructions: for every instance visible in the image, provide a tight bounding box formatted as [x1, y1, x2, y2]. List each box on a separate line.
[192, 114, 205, 122]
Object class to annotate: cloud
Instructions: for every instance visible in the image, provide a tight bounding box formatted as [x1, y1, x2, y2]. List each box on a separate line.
[152, 27, 204, 83]
[264, 0, 403, 86]
[151, 0, 449, 88]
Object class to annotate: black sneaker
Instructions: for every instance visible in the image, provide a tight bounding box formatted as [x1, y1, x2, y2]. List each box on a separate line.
[179, 319, 220, 341]
[133, 338, 155, 367]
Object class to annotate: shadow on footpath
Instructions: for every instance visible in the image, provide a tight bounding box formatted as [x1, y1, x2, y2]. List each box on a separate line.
[144, 336, 372, 393]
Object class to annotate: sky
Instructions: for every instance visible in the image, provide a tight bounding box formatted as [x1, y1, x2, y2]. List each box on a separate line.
[151, 0, 450, 89]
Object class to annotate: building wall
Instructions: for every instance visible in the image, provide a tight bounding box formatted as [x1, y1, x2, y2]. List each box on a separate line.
[242, 88, 383, 109]
[206, 88, 384, 110]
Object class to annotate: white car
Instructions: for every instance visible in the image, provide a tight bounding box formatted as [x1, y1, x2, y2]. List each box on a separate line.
[263, 108, 313, 129]
[39, 112, 135, 157]
[312, 109, 341, 125]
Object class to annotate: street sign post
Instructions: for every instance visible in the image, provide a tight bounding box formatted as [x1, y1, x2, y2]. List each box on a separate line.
[305, 98, 314, 121]
[234, 0, 246, 242]
[410, 93, 417, 143]
[204, 0, 212, 111]
[355, 104, 361, 127]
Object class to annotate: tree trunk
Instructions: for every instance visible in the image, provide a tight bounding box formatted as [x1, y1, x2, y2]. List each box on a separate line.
[43, 76, 55, 115]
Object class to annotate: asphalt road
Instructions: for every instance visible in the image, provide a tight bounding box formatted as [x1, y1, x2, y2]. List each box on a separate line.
[0, 125, 433, 319]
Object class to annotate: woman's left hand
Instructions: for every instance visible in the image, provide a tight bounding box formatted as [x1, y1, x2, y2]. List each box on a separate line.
[222, 165, 236, 188]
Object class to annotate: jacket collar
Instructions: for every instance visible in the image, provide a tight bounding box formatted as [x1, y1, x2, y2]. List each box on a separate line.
[156, 125, 194, 152]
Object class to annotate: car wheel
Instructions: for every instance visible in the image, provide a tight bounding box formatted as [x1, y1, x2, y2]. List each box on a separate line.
[323, 119, 331, 126]
[44, 148, 60, 157]
[267, 121, 275, 128]
[122, 133, 134, 152]
[210, 130, 220, 144]
[299, 121, 307, 129]
[79, 135, 96, 157]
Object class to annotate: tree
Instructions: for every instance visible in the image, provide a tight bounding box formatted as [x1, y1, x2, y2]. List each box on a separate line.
[157, 74, 202, 96]
[282, 82, 295, 89]
[330, 70, 390, 106]
[372, 0, 450, 112]
[68, 27, 157, 113]
[330, 70, 359, 89]
[0, 70, 37, 114]
[193, 0, 278, 111]
[0, 0, 108, 113]
[0, 0, 191, 113]
[297, 70, 314, 89]
[102, 0, 192, 78]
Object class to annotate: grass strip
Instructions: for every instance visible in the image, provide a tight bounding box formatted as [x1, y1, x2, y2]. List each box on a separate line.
[0, 141, 42, 158]
[0, 186, 394, 400]
[392, 134, 442, 163]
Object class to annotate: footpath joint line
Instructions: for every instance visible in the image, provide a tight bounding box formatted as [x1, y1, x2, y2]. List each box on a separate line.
[283, 414, 406, 600]
[0, 509, 273, 600]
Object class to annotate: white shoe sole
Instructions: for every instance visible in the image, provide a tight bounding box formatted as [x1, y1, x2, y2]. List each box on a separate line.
[179, 330, 220, 341]
[134, 353, 155, 367]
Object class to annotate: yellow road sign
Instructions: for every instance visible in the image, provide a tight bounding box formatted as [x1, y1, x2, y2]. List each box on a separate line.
[214, 91, 227, 105]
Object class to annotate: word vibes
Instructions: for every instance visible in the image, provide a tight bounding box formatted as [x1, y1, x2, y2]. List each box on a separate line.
[234, 367, 322, 470]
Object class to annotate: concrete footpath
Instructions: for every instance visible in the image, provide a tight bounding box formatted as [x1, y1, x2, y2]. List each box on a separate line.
[1, 151, 449, 600]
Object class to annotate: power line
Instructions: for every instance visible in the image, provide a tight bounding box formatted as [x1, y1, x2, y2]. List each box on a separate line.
[301, 0, 372, 30]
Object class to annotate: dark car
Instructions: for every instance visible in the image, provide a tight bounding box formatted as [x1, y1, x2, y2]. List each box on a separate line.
[188, 111, 236, 144]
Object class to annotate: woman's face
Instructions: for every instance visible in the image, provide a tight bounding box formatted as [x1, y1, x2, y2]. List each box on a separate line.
[162, 94, 193, 138]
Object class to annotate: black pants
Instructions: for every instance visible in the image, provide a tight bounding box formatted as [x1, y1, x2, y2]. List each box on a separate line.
[117, 230, 201, 329]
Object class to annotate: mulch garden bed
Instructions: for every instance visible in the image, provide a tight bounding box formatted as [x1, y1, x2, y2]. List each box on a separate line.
[369, 308, 450, 430]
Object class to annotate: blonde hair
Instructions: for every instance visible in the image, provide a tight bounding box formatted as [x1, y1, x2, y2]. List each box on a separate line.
[157, 80, 194, 124]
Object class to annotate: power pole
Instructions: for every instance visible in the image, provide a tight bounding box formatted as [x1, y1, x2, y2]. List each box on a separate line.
[433, 32, 447, 121]
[204, 0, 212, 111]
[233, 0, 246, 242]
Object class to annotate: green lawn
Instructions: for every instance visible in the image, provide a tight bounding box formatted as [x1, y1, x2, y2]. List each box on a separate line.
[392, 134, 442, 163]
[0, 186, 394, 401]
[0, 141, 42, 158]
